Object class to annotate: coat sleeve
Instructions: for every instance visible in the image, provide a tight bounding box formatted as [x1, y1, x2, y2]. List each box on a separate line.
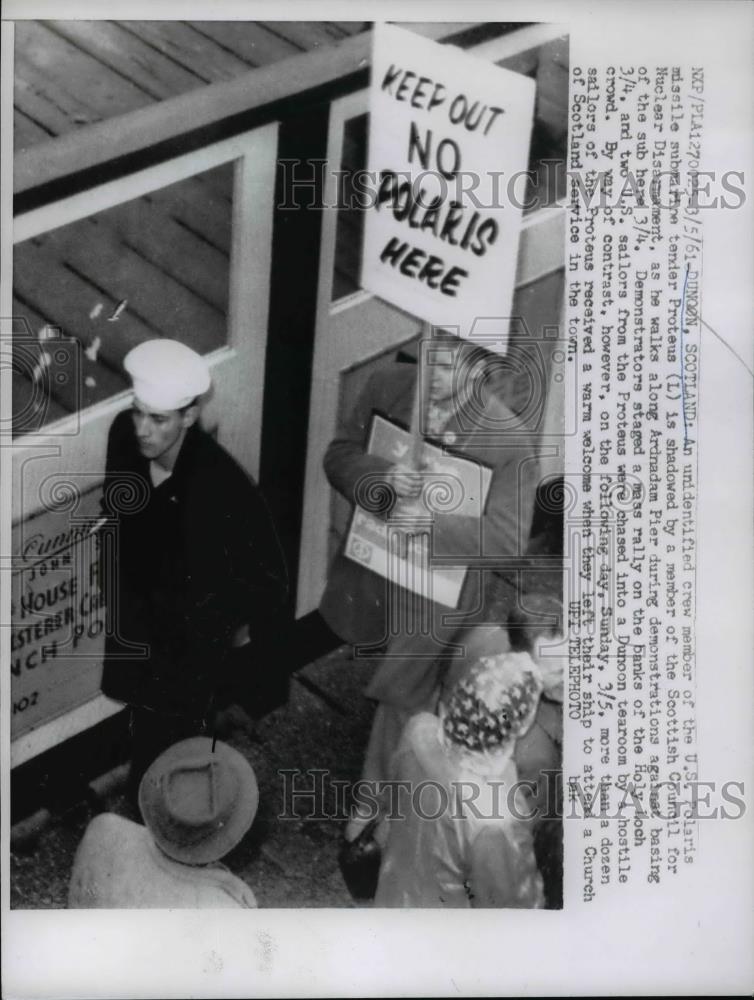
[147, 477, 288, 718]
[221, 478, 290, 630]
[323, 373, 396, 510]
[188, 470, 289, 649]
[431, 440, 539, 563]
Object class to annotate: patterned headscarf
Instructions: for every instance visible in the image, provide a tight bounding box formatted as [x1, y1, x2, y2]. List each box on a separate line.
[443, 652, 542, 753]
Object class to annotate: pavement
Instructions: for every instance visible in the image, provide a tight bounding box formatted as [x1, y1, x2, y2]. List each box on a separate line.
[11, 644, 377, 908]
[10, 642, 563, 909]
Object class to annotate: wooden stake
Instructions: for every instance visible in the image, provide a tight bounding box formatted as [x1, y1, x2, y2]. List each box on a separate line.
[408, 320, 432, 468]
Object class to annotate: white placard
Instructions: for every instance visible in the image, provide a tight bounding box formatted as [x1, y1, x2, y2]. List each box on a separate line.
[362, 23, 536, 348]
[344, 413, 493, 609]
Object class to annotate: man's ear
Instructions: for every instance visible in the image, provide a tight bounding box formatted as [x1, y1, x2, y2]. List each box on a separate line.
[181, 404, 200, 430]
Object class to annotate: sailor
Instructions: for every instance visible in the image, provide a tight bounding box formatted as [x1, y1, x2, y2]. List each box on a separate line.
[99, 339, 288, 794]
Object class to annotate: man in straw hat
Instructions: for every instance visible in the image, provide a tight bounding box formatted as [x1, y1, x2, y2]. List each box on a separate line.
[99, 339, 288, 796]
[68, 737, 258, 908]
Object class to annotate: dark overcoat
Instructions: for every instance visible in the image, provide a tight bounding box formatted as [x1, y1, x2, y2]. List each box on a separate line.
[319, 361, 540, 711]
[100, 410, 288, 718]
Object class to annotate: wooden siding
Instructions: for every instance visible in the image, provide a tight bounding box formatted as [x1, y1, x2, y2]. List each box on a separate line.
[12, 21, 369, 436]
[14, 21, 370, 152]
[12, 21, 565, 438]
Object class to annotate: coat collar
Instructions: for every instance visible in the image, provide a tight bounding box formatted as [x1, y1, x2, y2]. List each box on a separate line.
[142, 423, 203, 500]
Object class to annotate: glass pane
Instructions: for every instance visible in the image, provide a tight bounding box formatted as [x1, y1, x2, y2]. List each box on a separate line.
[495, 36, 569, 213]
[12, 162, 233, 438]
[332, 113, 368, 301]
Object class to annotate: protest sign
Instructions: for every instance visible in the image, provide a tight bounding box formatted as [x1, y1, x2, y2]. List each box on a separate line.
[362, 23, 536, 348]
[344, 414, 492, 608]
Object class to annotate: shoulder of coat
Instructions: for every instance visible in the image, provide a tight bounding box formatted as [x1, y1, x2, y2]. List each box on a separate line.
[107, 407, 137, 450]
[191, 428, 256, 490]
[368, 362, 417, 407]
[81, 812, 142, 848]
[482, 395, 536, 441]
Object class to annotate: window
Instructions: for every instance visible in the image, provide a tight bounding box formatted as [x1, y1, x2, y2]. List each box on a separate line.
[12, 163, 233, 438]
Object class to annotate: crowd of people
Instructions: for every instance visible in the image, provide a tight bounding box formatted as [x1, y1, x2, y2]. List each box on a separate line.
[68, 334, 564, 909]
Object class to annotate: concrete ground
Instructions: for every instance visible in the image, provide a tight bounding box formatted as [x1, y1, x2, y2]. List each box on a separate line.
[11, 643, 562, 909]
[11, 645, 376, 908]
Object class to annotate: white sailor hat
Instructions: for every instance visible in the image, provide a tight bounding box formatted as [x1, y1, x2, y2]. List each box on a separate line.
[124, 339, 211, 411]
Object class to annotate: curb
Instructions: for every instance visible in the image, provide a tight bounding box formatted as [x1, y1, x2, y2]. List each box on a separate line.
[11, 762, 131, 848]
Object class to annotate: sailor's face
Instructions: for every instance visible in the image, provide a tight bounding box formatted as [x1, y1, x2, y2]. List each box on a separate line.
[131, 399, 187, 466]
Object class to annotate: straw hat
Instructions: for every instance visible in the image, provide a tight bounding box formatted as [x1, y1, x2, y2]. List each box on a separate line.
[138, 737, 258, 865]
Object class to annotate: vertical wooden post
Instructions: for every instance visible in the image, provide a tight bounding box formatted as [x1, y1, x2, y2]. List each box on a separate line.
[261, 102, 330, 593]
[408, 320, 432, 468]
